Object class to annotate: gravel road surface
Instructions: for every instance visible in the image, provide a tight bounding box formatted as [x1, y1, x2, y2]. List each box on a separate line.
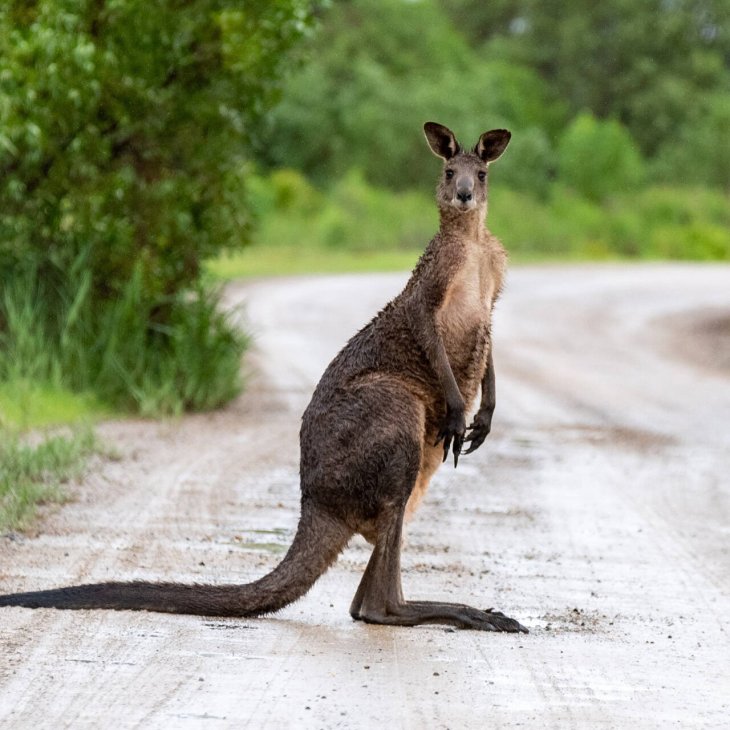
[1, 264, 729, 729]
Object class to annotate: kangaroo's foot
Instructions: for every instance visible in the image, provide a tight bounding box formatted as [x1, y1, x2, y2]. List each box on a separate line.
[356, 600, 527, 633]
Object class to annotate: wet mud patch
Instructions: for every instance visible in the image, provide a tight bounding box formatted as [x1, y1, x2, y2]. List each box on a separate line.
[655, 307, 730, 376]
[553, 424, 675, 453]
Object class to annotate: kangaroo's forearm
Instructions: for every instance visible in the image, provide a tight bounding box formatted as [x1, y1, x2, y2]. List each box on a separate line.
[408, 305, 463, 410]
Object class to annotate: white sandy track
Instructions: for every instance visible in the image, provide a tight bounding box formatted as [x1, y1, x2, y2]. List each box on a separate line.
[1, 263, 729, 729]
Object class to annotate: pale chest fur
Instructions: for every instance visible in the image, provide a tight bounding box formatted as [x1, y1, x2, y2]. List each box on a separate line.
[435, 241, 502, 359]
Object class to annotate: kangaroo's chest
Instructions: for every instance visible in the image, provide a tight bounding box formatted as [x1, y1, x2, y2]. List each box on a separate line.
[436, 249, 495, 344]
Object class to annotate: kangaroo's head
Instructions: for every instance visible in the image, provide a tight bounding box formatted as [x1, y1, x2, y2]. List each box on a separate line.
[424, 122, 511, 217]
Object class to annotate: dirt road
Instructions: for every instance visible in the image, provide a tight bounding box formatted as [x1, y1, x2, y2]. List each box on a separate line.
[1, 264, 729, 729]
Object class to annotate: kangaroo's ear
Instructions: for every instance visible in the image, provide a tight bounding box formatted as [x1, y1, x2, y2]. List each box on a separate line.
[424, 122, 461, 160]
[474, 129, 511, 162]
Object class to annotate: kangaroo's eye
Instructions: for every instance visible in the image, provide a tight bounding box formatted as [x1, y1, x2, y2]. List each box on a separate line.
[478, 171, 486, 182]
[445, 169, 454, 179]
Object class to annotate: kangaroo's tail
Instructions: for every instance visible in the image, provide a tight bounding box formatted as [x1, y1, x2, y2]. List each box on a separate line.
[0, 502, 352, 617]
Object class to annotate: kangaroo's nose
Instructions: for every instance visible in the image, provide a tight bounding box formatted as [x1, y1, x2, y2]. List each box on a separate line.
[456, 176, 474, 203]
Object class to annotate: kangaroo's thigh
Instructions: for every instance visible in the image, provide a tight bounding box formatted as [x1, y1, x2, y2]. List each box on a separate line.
[301, 376, 424, 520]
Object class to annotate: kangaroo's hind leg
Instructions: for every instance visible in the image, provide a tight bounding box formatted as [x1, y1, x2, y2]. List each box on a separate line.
[337, 377, 527, 632]
[351, 499, 528, 633]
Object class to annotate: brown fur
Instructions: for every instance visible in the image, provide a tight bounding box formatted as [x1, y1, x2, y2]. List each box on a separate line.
[0, 123, 526, 633]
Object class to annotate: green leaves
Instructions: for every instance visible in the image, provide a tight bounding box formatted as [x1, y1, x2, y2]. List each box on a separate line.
[557, 114, 645, 202]
[0, 0, 314, 415]
[0, 0, 315, 290]
[257, 0, 730, 201]
[260, 0, 564, 192]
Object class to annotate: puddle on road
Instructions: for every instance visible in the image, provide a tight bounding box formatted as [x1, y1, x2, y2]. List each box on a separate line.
[549, 424, 675, 453]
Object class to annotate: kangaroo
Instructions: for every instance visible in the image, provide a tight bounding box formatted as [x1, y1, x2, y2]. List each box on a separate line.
[0, 123, 527, 633]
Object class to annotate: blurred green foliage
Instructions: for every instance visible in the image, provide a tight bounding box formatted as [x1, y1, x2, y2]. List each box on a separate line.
[491, 185, 730, 260]
[246, 0, 729, 264]
[557, 114, 645, 201]
[213, 168, 729, 279]
[258, 0, 730, 195]
[0, 0, 314, 295]
[0, 0, 316, 414]
[506, 0, 730, 158]
[248, 168, 438, 252]
[257, 0, 565, 190]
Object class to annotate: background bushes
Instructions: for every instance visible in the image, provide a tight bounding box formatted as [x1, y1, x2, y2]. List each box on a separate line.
[0, 0, 316, 415]
[241, 168, 730, 264]
[234, 0, 729, 269]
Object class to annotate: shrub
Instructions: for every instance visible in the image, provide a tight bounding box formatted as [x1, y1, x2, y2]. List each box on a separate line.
[0, 256, 247, 416]
[235, 169, 730, 267]
[496, 127, 554, 199]
[0, 1, 314, 295]
[557, 113, 645, 201]
[0, 1, 313, 413]
[653, 93, 730, 191]
[251, 168, 438, 254]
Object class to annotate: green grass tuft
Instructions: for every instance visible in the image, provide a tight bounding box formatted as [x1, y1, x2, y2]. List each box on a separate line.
[208, 246, 423, 279]
[0, 259, 248, 417]
[0, 380, 109, 430]
[0, 426, 96, 531]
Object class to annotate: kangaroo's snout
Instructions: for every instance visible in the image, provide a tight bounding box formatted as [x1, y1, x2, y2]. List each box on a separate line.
[455, 176, 474, 206]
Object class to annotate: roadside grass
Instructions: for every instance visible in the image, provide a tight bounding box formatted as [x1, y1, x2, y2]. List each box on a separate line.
[0, 382, 103, 532]
[0, 426, 96, 532]
[1, 261, 247, 417]
[0, 257, 246, 531]
[207, 246, 423, 279]
[0, 380, 110, 430]
[206, 242, 632, 281]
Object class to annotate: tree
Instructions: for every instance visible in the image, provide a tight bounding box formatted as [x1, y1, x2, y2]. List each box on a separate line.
[505, 0, 730, 156]
[0, 0, 316, 296]
[0, 0, 317, 412]
[257, 0, 563, 194]
[440, 0, 526, 47]
[557, 113, 645, 200]
[654, 92, 730, 191]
